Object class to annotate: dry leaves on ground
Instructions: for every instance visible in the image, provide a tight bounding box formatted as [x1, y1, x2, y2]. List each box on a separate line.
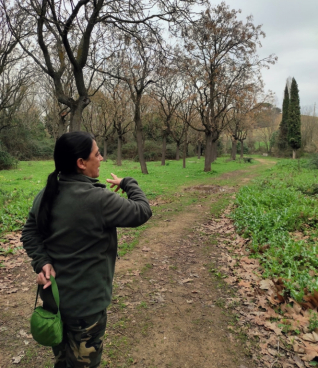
[194, 205, 318, 368]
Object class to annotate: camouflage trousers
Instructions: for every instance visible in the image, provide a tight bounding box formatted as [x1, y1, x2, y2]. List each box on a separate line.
[52, 309, 107, 368]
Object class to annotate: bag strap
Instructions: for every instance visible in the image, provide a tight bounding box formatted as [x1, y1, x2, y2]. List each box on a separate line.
[50, 275, 60, 310]
[33, 275, 60, 312]
[34, 285, 40, 310]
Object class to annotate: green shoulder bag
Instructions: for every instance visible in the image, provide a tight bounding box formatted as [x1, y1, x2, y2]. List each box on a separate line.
[30, 275, 63, 347]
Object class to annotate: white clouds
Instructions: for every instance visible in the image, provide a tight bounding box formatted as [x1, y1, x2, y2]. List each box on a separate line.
[223, 0, 318, 107]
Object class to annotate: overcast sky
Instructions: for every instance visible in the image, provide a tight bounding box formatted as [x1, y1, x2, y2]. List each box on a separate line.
[222, 0, 318, 112]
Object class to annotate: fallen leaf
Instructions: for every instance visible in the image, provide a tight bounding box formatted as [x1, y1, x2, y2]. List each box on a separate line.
[302, 346, 318, 361]
[238, 280, 251, 288]
[264, 321, 282, 335]
[181, 278, 193, 284]
[292, 355, 305, 368]
[259, 279, 274, 290]
[6, 288, 18, 294]
[302, 331, 318, 342]
[12, 351, 24, 364]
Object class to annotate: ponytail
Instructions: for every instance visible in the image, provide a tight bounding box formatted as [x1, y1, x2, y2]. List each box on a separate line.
[37, 169, 59, 236]
[36, 131, 94, 237]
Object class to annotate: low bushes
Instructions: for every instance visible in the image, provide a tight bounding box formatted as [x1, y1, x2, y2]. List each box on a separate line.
[0, 151, 18, 170]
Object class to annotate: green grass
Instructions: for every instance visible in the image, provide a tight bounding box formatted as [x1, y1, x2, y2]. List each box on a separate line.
[0, 156, 258, 235]
[231, 158, 318, 302]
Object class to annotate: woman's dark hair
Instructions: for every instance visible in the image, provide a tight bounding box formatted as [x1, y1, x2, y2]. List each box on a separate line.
[37, 132, 94, 235]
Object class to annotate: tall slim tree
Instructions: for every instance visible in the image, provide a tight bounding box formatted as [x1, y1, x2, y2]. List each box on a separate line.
[288, 78, 301, 159]
[278, 84, 289, 151]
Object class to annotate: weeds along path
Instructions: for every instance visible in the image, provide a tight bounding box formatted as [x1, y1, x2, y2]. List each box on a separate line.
[0, 160, 276, 368]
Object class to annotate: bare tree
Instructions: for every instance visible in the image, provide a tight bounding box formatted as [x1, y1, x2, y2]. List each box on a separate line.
[5, 0, 202, 132]
[103, 80, 133, 166]
[153, 65, 186, 165]
[226, 86, 261, 160]
[38, 74, 72, 139]
[301, 105, 318, 153]
[175, 84, 198, 167]
[81, 89, 114, 159]
[179, 2, 276, 171]
[0, 5, 30, 134]
[102, 32, 165, 173]
[254, 102, 280, 153]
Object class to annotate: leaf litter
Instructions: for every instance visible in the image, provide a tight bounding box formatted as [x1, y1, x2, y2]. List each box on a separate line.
[195, 203, 318, 367]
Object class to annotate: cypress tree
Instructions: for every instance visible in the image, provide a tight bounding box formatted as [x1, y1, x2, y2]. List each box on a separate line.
[288, 78, 301, 159]
[278, 85, 289, 150]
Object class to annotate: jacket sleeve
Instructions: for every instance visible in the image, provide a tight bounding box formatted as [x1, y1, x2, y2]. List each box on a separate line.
[20, 192, 53, 273]
[100, 177, 152, 228]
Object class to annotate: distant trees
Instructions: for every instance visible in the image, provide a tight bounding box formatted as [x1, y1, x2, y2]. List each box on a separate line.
[153, 66, 186, 165]
[288, 78, 301, 159]
[0, 6, 30, 134]
[256, 102, 281, 154]
[102, 33, 164, 174]
[301, 106, 318, 152]
[1, 0, 284, 171]
[5, 0, 200, 133]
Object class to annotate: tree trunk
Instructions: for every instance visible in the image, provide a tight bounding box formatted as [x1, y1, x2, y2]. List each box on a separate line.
[197, 143, 201, 159]
[176, 143, 180, 160]
[204, 132, 213, 172]
[69, 97, 90, 132]
[293, 149, 296, 159]
[231, 139, 237, 160]
[240, 140, 244, 158]
[58, 114, 67, 138]
[183, 130, 187, 169]
[103, 139, 107, 160]
[134, 95, 148, 174]
[161, 134, 167, 166]
[211, 140, 217, 163]
[117, 136, 122, 166]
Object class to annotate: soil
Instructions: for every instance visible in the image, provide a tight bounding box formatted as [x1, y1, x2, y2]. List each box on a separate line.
[0, 159, 276, 368]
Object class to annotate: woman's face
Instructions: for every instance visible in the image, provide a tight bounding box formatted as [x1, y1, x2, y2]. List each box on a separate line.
[79, 140, 103, 178]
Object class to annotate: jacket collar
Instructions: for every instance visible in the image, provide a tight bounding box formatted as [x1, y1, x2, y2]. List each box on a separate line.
[59, 173, 106, 188]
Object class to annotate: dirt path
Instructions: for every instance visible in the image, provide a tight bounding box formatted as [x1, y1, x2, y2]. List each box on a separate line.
[0, 160, 276, 368]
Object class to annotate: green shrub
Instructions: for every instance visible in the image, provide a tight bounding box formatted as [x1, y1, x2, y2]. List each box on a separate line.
[237, 141, 248, 154]
[122, 142, 137, 159]
[0, 151, 18, 170]
[309, 154, 318, 169]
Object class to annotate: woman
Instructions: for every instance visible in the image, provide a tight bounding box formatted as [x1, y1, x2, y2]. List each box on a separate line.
[21, 132, 152, 368]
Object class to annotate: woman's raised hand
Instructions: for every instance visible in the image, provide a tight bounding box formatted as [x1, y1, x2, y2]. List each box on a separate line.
[106, 173, 124, 193]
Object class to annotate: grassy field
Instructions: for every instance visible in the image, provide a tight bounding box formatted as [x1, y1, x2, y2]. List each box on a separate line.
[0, 156, 257, 235]
[1, 154, 318, 306]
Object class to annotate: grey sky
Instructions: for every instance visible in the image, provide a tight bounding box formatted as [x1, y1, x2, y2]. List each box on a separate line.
[223, 0, 318, 111]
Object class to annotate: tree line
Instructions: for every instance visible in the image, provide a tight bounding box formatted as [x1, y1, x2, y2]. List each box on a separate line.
[0, 0, 295, 173]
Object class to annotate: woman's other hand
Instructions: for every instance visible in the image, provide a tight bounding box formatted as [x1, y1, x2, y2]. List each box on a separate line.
[106, 173, 124, 193]
[37, 264, 56, 289]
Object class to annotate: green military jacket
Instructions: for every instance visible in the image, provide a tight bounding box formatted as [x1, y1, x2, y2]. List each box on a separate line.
[21, 174, 152, 318]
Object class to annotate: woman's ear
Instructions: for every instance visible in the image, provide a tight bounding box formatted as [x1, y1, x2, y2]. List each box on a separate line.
[76, 158, 86, 172]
